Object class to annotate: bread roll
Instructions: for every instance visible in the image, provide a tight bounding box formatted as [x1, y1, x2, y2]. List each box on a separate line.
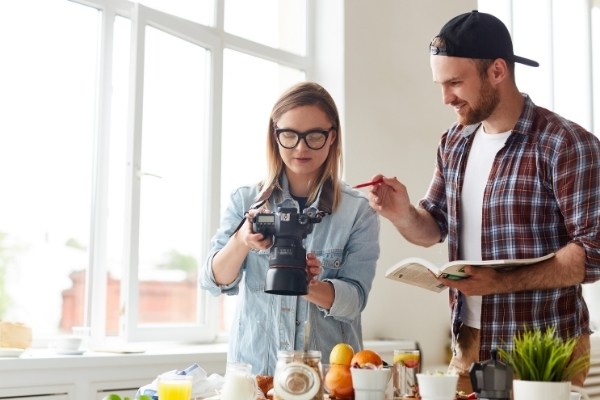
[256, 375, 274, 398]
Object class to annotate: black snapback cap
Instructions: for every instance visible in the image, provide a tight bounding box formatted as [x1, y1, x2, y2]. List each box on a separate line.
[430, 10, 539, 67]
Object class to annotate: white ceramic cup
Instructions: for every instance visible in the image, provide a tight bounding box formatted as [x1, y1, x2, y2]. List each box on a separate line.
[52, 336, 82, 353]
[416, 373, 458, 400]
[72, 326, 91, 350]
[351, 367, 391, 400]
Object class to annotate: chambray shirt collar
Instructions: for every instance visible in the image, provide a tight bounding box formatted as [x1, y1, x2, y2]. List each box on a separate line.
[255, 173, 334, 215]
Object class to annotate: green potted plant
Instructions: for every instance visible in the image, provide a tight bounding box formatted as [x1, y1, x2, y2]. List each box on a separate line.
[498, 325, 590, 400]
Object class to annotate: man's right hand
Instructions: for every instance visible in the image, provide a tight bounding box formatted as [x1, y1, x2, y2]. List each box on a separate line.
[367, 174, 441, 247]
[367, 175, 412, 223]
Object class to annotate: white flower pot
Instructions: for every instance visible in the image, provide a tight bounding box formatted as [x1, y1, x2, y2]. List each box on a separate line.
[512, 380, 590, 400]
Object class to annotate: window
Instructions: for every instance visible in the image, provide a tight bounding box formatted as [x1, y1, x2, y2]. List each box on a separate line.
[478, 0, 600, 330]
[0, 0, 310, 344]
[0, 0, 99, 341]
[478, 0, 598, 132]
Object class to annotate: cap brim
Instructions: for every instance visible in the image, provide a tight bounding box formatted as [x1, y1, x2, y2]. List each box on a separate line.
[514, 55, 539, 67]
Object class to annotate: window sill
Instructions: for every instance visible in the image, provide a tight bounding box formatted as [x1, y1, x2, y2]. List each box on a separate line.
[0, 341, 229, 368]
[0, 342, 229, 398]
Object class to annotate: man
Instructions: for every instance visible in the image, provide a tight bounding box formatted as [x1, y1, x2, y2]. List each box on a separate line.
[369, 10, 600, 392]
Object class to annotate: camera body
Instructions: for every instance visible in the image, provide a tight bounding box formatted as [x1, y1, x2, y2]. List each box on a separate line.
[252, 206, 323, 295]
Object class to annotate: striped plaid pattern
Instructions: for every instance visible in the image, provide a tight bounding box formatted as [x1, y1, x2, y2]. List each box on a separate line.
[419, 94, 600, 360]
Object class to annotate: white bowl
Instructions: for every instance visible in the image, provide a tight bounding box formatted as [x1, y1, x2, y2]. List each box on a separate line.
[350, 367, 391, 392]
[416, 373, 458, 400]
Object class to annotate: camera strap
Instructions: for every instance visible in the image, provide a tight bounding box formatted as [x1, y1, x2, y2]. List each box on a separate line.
[229, 198, 269, 237]
[229, 180, 333, 237]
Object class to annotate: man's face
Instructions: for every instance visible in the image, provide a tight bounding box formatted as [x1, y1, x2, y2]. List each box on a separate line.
[430, 56, 499, 125]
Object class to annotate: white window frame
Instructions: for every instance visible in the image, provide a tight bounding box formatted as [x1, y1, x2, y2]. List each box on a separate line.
[67, 0, 318, 343]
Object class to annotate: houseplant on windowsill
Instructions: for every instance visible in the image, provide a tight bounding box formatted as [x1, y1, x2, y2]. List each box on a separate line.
[498, 325, 590, 400]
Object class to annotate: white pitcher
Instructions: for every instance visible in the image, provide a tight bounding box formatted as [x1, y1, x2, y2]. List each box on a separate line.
[220, 362, 257, 400]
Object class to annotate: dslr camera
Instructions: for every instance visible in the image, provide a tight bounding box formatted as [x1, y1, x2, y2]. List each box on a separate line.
[252, 206, 323, 295]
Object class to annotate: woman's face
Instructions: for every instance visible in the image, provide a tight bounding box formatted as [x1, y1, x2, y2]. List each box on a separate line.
[275, 105, 336, 184]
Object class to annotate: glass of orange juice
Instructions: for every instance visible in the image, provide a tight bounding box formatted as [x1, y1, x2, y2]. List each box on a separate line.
[157, 373, 193, 400]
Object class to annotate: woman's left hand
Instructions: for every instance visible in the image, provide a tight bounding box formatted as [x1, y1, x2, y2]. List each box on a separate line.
[306, 253, 321, 282]
[304, 252, 334, 309]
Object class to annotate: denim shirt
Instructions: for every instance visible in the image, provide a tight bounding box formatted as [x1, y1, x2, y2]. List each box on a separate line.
[200, 176, 380, 375]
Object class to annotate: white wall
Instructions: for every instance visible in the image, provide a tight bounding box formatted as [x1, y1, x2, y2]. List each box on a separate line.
[320, 0, 477, 370]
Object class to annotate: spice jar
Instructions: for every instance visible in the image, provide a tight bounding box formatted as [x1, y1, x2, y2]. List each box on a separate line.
[273, 350, 323, 400]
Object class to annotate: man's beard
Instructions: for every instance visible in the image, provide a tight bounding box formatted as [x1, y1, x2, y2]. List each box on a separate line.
[457, 79, 499, 125]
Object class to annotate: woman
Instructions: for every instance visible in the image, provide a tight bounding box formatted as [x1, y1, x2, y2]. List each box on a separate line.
[200, 81, 380, 375]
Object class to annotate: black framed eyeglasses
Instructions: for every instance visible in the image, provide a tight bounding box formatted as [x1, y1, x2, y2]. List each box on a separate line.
[275, 127, 334, 150]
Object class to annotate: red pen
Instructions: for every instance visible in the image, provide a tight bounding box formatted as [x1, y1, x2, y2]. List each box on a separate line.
[353, 178, 383, 189]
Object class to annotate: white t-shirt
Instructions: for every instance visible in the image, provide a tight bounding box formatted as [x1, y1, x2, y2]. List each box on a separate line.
[459, 125, 512, 328]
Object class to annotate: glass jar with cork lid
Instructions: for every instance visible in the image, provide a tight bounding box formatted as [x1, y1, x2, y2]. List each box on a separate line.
[273, 350, 323, 400]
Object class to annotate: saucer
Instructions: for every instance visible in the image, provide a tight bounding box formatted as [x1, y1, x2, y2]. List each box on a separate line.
[0, 348, 24, 357]
[56, 349, 85, 355]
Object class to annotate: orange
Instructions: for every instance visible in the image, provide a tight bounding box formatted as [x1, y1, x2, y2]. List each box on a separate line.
[330, 343, 354, 366]
[324, 364, 354, 398]
[350, 349, 383, 368]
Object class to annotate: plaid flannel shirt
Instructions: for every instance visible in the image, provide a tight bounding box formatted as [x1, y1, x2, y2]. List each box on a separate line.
[419, 94, 600, 360]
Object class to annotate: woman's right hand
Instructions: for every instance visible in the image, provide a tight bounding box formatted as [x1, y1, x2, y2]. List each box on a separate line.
[211, 208, 274, 285]
[236, 209, 273, 252]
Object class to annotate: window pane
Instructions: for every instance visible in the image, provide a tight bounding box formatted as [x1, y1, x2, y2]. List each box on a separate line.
[0, 0, 99, 337]
[138, 26, 209, 325]
[221, 49, 305, 208]
[104, 16, 132, 336]
[586, 2, 600, 332]
[225, 0, 307, 55]
[512, 1, 553, 107]
[220, 49, 304, 331]
[551, 0, 592, 130]
[140, 0, 213, 26]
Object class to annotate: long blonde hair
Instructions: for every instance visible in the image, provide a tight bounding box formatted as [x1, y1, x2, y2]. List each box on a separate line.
[260, 82, 342, 210]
